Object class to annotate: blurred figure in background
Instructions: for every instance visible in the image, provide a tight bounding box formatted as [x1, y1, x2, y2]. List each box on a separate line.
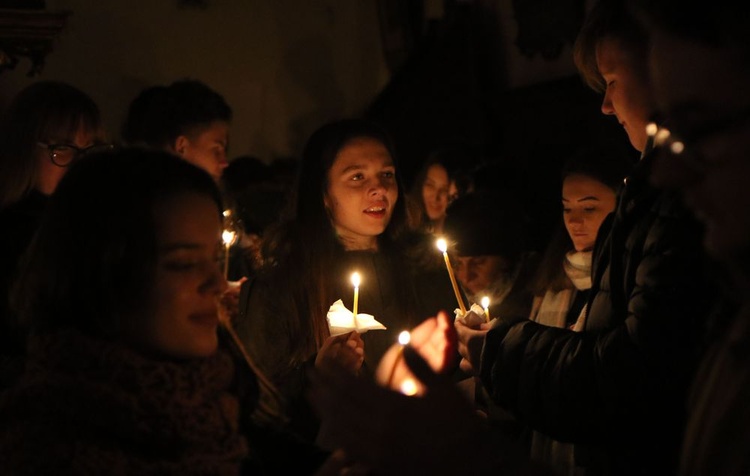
[407, 143, 477, 234]
[122, 79, 253, 282]
[636, 0, 750, 474]
[0, 81, 107, 385]
[122, 78, 231, 183]
[222, 155, 291, 276]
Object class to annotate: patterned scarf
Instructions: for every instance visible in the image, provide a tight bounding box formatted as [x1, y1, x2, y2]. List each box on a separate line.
[0, 329, 247, 475]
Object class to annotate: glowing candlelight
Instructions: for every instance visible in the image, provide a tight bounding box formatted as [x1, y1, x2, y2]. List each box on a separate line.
[222, 229, 236, 278]
[400, 378, 418, 396]
[481, 296, 491, 323]
[386, 330, 411, 388]
[436, 238, 467, 314]
[350, 272, 361, 319]
[398, 330, 411, 346]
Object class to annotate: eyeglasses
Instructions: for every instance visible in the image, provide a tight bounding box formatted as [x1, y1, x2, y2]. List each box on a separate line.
[647, 106, 750, 174]
[37, 142, 115, 167]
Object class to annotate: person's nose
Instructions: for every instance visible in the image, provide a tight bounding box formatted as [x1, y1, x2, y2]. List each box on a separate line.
[369, 177, 388, 198]
[601, 89, 615, 116]
[201, 260, 228, 296]
[566, 211, 585, 229]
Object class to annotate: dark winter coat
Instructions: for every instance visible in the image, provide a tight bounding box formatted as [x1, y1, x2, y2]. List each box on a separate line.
[479, 155, 717, 476]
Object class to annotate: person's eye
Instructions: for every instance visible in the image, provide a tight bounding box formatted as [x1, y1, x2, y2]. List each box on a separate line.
[350, 173, 365, 181]
[563, 208, 571, 213]
[584, 207, 597, 212]
[381, 170, 395, 179]
[163, 260, 198, 271]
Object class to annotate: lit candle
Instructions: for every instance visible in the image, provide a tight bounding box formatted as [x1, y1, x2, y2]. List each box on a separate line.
[222, 229, 236, 279]
[386, 331, 411, 388]
[481, 296, 491, 323]
[400, 378, 418, 396]
[436, 238, 467, 314]
[350, 272, 361, 321]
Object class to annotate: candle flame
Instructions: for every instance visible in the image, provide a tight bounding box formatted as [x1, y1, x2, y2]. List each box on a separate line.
[436, 238, 447, 253]
[222, 230, 236, 246]
[351, 272, 361, 288]
[645, 122, 658, 137]
[481, 296, 490, 309]
[223, 209, 232, 217]
[400, 378, 418, 396]
[398, 330, 411, 345]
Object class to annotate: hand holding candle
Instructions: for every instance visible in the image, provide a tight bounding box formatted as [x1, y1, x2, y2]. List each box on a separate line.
[436, 238, 467, 314]
[375, 311, 457, 396]
[386, 331, 417, 395]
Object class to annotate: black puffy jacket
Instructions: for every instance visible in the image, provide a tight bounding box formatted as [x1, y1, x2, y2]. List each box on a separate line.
[479, 154, 717, 476]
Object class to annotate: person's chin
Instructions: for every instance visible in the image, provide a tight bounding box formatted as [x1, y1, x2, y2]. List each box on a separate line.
[193, 334, 219, 358]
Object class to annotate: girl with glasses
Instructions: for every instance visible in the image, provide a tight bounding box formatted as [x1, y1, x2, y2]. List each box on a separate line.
[0, 81, 106, 377]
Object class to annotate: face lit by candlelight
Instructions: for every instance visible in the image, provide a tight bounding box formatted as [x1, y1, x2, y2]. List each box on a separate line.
[324, 137, 398, 251]
[562, 174, 617, 252]
[454, 255, 511, 297]
[174, 121, 229, 182]
[596, 37, 654, 153]
[127, 192, 226, 359]
[422, 164, 456, 222]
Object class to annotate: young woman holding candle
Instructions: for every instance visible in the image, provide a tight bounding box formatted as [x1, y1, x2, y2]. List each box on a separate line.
[235, 118, 457, 444]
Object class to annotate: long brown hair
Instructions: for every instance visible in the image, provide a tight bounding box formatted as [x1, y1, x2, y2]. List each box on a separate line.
[260, 118, 410, 365]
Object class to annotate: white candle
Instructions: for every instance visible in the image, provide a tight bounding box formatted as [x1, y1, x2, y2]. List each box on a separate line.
[436, 238, 467, 314]
[350, 272, 361, 319]
[481, 296, 491, 323]
[222, 229, 236, 279]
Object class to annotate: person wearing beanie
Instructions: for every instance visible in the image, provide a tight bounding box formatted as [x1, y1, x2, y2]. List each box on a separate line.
[443, 190, 539, 322]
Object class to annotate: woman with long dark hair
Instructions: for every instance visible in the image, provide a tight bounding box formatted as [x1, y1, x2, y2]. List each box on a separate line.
[236, 118, 456, 443]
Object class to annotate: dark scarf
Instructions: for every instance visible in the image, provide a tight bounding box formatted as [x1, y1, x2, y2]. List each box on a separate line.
[0, 329, 247, 475]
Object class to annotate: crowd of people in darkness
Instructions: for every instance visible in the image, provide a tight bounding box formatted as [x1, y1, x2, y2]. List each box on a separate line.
[0, 0, 748, 474]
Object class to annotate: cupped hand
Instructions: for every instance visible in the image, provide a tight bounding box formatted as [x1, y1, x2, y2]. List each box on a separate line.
[375, 311, 457, 393]
[454, 318, 491, 375]
[316, 331, 365, 374]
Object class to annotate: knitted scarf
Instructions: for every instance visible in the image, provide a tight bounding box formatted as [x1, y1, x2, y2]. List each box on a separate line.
[0, 329, 247, 475]
[530, 250, 592, 330]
